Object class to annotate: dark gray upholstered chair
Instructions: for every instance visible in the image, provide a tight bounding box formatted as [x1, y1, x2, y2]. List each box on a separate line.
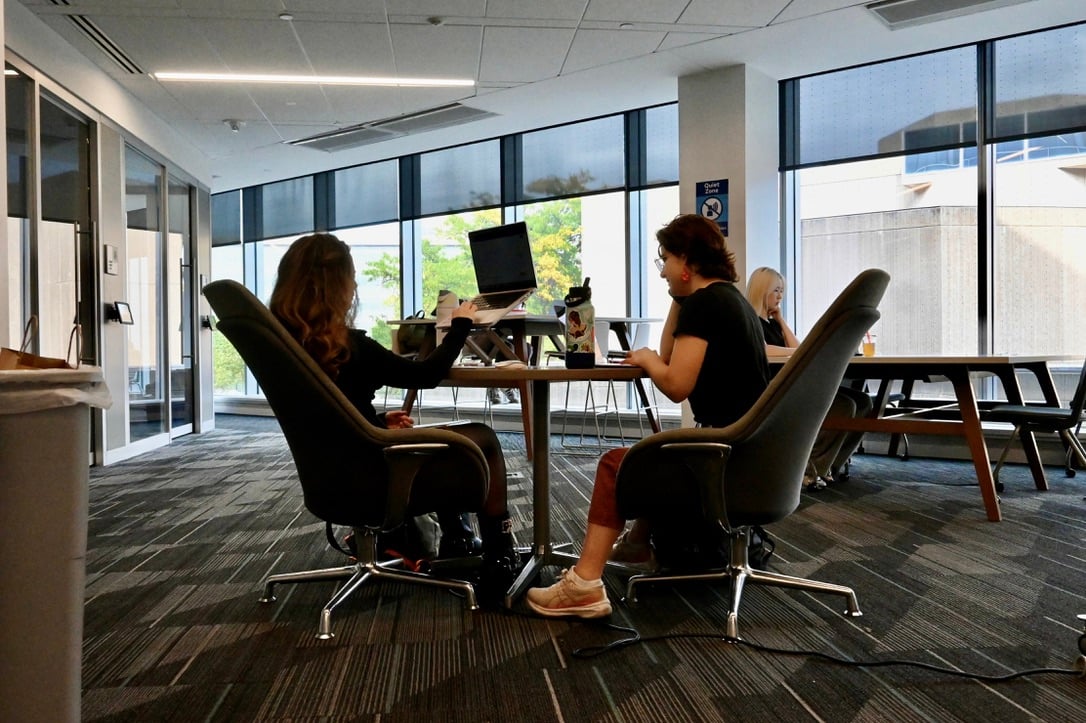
[614, 269, 889, 639]
[204, 280, 489, 639]
[989, 357, 1086, 487]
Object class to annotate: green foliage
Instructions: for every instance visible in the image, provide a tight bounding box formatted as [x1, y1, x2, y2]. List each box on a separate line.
[212, 331, 245, 393]
[356, 195, 587, 321]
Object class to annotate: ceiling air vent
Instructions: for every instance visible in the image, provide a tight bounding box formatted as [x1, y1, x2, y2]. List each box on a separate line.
[866, 0, 1038, 30]
[50, 0, 144, 73]
[287, 103, 497, 152]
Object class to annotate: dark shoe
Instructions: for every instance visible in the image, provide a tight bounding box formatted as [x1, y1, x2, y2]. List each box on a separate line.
[503, 387, 519, 404]
[477, 554, 522, 607]
[439, 533, 483, 559]
[438, 512, 482, 558]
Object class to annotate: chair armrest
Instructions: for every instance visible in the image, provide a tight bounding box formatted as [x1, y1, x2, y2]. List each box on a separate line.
[381, 443, 450, 531]
[659, 442, 732, 523]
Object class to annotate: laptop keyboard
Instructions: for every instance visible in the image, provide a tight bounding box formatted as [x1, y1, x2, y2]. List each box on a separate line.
[470, 290, 525, 310]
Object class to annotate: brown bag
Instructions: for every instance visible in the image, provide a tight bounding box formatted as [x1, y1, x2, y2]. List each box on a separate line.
[0, 317, 80, 371]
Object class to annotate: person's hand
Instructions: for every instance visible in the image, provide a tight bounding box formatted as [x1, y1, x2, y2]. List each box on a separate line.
[624, 347, 659, 368]
[384, 410, 415, 429]
[451, 300, 477, 320]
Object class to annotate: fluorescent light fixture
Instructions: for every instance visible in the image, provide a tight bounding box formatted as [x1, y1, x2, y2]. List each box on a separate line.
[152, 71, 473, 87]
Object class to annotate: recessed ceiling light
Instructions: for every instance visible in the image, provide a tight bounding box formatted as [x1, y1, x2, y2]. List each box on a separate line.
[152, 72, 474, 87]
[279, 12, 293, 21]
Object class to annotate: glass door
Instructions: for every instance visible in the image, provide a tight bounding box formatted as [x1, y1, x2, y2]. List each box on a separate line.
[125, 147, 165, 441]
[167, 176, 194, 435]
[38, 96, 92, 363]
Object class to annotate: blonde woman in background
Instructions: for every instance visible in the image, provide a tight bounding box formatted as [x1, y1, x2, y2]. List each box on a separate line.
[746, 267, 873, 490]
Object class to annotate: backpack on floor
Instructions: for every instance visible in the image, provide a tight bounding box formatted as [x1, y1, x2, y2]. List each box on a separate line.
[651, 520, 774, 572]
[328, 513, 441, 571]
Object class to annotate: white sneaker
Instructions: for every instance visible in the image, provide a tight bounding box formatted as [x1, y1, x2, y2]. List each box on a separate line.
[525, 569, 612, 619]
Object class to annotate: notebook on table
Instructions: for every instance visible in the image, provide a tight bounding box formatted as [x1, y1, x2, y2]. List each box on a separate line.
[457, 221, 537, 327]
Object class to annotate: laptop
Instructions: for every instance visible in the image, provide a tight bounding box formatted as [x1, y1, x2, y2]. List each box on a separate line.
[457, 221, 538, 326]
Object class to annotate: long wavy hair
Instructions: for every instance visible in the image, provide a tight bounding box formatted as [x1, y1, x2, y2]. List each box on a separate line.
[746, 266, 785, 319]
[656, 214, 738, 282]
[269, 233, 357, 378]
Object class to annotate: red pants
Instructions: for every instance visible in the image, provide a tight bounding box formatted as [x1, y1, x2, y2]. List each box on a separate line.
[586, 447, 630, 530]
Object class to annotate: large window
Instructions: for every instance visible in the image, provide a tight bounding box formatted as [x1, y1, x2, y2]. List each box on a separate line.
[338, 222, 403, 346]
[210, 104, 680, 418]
[210, 190, 245, 395]
[794, 155, 978, 356]
[783, 22, 1086, 402]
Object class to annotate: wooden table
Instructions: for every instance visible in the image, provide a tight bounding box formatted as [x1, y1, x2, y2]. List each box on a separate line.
[772, 354, 1071, 522]
[596, 317, 662, 434]
[447, 364, 646, 606]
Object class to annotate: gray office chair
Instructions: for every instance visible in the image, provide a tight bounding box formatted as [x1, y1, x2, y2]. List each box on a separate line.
[989, 356, 1086, 488]
[204, 280, 489, 639]
[614, 269, 889, 639]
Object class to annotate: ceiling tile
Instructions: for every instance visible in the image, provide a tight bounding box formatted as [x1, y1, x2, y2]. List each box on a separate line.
[485, 0, 590, 21]
[480, 27, 574, 83]
[389, 24, 483, 78]
[321, 86, 473, 122]
[190, 18, 310, 73]
[153, 83, 265, 123]
[585, 0, 690, 23]
[657, 31, 737, 53]
[679, 0, 788, 27]
[563, 29, 668, 73]
[291, 21, 396, 76]
[774, 0, 868, 25]
[384, 0, 487, 16]
[91, 16, 216, 73]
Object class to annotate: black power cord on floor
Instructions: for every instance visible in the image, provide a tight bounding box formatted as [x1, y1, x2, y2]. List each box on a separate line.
[569, 624, 1086, 683]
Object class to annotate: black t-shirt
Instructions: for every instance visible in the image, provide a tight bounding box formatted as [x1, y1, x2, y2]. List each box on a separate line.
[760, 317, 786, 347]
[673, 282, 769, 427]
[333, 317, 471, 427]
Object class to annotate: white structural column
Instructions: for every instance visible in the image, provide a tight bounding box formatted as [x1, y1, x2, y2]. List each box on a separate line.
[677, 64, 780, 287]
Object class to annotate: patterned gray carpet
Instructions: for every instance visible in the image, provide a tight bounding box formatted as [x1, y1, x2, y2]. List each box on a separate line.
[82, 415, 1086, 722]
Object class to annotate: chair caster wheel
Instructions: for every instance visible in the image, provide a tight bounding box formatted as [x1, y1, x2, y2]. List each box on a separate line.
[995, 481, 1004, 493]
[1067, 468, 1076, 478]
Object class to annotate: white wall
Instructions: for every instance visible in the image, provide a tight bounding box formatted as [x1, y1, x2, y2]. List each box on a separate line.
[677, 64, 781, 291]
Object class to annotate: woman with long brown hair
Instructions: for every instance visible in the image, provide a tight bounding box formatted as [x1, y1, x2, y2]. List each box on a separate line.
[269, 233, 518, 599]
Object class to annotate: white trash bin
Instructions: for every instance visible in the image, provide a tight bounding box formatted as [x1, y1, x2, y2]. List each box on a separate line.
[0, 367, 111, 723]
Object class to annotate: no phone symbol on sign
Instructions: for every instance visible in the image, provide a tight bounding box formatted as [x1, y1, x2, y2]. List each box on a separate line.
[696, 179, 728, 236]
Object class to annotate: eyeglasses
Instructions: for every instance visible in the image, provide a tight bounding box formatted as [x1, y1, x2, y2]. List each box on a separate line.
[654, 257, 665, 272]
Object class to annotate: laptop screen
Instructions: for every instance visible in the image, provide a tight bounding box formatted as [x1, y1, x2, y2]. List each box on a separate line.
[469, 221, 538, 294]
